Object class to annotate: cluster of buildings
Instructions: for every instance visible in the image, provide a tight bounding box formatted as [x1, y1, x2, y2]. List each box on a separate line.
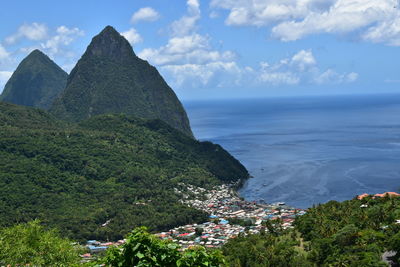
[357, 191, 400, 200]
[81, 239, 126, 261]
[82, 184, 306, 257]
[81, 187, 400, 258]
[156, 184, 305, 249]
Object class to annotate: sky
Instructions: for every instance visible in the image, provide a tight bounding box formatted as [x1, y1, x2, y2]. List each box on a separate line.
[1, 0, 400, 100]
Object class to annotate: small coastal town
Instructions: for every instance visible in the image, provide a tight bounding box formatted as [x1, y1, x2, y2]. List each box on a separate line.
[155, 184, 306, 249]
[82, 184, 306, 259]
[82, 186, 400, 261]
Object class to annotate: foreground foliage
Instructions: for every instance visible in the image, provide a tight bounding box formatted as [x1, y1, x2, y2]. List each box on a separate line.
[295, 196, 400, 266]
[222, 197, 400, 266]
[0, 220, 82, 266]
[0, 102, 248, 241]
[101, 227, 224, 267]
[222, 231, 311, 266]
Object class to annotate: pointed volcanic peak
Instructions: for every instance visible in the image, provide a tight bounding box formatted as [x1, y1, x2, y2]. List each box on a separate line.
[51, 25, 193, 136]
[0, 49, 67, 110]
[86, 25, 136, 61]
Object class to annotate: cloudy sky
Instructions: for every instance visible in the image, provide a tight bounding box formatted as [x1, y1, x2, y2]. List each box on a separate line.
[1, 0, 400, 99]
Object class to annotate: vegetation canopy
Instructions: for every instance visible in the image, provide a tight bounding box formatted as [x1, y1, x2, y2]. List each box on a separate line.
[0, 102, 248, 241]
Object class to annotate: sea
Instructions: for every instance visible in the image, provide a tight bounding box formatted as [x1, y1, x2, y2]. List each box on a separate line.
[183, 94, 400, 209]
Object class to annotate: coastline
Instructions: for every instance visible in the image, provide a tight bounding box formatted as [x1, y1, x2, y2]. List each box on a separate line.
[157, 183, 304, 249]
[84, 182, 305, 258]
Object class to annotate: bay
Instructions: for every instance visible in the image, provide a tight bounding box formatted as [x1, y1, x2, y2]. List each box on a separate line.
[184, 94, 400, 208]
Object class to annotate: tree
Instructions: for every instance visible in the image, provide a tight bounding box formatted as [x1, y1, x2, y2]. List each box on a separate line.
[0, 220, 82, 266]
[102, 227, 224, 266]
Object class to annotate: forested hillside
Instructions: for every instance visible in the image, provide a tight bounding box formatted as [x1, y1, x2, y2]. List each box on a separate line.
[0, 102, 248, 241]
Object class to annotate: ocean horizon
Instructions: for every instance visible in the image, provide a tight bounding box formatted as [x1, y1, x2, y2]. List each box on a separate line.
[184, 93, 400, 208]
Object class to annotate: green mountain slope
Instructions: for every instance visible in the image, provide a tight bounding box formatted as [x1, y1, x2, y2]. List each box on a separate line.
[0, 102, 248, 241]
[0, 50, 67, 109]
[50, 26, 192, 136]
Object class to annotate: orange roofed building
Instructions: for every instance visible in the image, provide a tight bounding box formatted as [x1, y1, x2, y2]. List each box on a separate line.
[375, 192, 400, 198]
[357, 193, 370, 200]
[357, 192, 400, 200]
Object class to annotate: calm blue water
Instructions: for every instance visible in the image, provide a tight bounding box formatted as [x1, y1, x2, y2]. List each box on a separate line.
[184, 94, 400, 208]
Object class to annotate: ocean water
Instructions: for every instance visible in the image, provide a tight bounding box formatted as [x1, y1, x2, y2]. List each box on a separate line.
[184, 94, 400, 208]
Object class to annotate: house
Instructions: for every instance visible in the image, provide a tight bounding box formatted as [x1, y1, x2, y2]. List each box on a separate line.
[357, 193, 369, 200]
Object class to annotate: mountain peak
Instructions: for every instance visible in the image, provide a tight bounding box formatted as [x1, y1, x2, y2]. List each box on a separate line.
[50, 26, 193, 136]
[29, 49, 45, 57]
[25, 49, 52, 64]
[85, 25, 135, 60]
[0, 50, 67, 110]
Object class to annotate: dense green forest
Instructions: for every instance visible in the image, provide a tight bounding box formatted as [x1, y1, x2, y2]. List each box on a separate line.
[0, 102, 248, 241]
[222, 196, 400, 266]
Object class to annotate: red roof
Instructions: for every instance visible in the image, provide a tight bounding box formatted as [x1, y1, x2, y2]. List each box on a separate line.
[178, 233, 189, 237]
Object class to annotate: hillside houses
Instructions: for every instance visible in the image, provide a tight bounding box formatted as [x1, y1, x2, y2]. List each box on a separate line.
[157, 184, 305, 249]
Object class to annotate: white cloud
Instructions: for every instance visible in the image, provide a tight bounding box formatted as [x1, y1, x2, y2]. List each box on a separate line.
[40, 26, 84, 56]
[258, 71, 300, 85]
[346, 72, 359, 82]
[131, 7, 160, 23]
[139, 34, 235, 66]
[170, 0, 201, 36]
[138, 0, 358, 89]
[0, 45, 10, 60]
[211, 0, 400, 46]
[121, 28, 143, 45]
[252, 50, 358, 86]
[0, 71, 13, 91]
[138, 0, 241, 89]
[362, 15, 400, 46]
[291, 49, 316, 71]
[161, 61, 241, 88]
[5, 23, 48, 44]
[271, 0, 394, 41]
[211, 0, 335, 27]
[314, 69, 359, 84]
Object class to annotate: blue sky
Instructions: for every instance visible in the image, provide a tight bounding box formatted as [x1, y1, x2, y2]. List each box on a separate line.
[1, 0, 400, 100]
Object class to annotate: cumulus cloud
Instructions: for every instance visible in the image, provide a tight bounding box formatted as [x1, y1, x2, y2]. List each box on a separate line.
[131, 7, 160, 23]
[210, 0, 335, 26]
[40, 26, 84, 56]
[170, 0, 201, 36]
[138, 0, 358, 89]
[139, 34, 235, 66]
[161, 61, 242, 88]
[291, 49, 316, 71]
[137, 0, 242, 89]
[253, 50, 358, 86]
[121, 28, 143, 45]
[314, 69, 359, 84]
[271, 0, 394, 41]
[211, 0, 400, 46]
[0, 45, 10, 60]
[362, 15, 400, 46]
[5, 23, 48, 44]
